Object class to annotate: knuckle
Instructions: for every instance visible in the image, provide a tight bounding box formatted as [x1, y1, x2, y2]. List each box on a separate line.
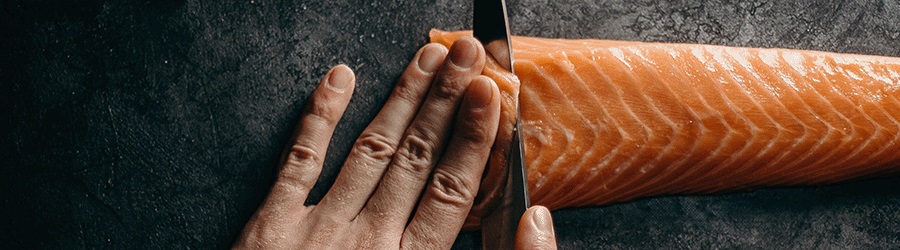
[286, 144, 320, 165]
[353, 132, 397, 162]
[272, 177, 309, 196]
[428, 170, 476, 208]
[433, 76, 466, 99]
[456, 118, 494, 145]
[394, 134, 437, 175]
[305, 93, 340, 124]
[398, 71, 421, 88]
[393, 74, 424, 105]
[277, 144, 320, 191]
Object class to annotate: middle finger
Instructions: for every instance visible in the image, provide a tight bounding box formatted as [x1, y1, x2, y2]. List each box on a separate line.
[359, 36, 486, 229]
[315, 43, 448, 219]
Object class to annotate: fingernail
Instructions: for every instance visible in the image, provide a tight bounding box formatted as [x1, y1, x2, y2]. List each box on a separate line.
[449, 37, 477, 68]
[327, 65, 354, 92]
[418, 44, 447, 73]
[532, 206, 553, 234]
[470, 78, 494, 109]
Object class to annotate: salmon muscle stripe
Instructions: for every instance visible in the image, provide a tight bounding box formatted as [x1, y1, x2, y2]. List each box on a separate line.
[429, 29, 900, 229]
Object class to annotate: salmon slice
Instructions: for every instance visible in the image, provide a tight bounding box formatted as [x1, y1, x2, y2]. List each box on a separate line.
[429, 29, 900, 228]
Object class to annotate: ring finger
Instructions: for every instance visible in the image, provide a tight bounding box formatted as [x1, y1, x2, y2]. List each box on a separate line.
[359, 36, 486, 230]
[315, 43, 449, 219]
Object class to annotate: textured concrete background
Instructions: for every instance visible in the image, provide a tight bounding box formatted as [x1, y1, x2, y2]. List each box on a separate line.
[2, 0, 899, 249]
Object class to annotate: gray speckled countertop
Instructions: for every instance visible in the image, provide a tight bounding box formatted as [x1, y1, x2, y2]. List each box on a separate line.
[2, 0, 899, 248]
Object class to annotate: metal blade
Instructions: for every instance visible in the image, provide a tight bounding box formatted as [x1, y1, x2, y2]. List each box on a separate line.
[479, 123, 529, 250]
[473, 0, 514, 72]
[474, 0, 529, 249]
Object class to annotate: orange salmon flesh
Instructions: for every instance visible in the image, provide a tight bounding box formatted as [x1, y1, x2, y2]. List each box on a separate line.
[429, 29, 900, 229]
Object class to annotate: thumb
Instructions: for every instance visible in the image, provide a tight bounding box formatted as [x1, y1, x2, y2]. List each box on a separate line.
[515, 206, 558, 250]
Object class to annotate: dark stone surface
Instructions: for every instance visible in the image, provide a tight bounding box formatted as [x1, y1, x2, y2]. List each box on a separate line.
[2, 0, 898, 248]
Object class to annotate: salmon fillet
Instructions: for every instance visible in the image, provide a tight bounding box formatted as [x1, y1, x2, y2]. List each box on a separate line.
[429, 30, 900, 228]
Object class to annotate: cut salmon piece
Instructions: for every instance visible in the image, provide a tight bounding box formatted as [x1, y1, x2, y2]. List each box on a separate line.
[429, 30, 900, 228]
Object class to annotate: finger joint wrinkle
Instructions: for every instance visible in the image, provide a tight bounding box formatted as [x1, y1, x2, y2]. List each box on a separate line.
[457, 119, 493, 145]
[277, 145, 320, 189]
[394, 134, 437, 175]
[393, 76, 425, 105]
[428, 170, 475, 208]
[305, 94, 342, 124]
[287, 144, 320, 164]
[433, 76, 467, 100]
[354, 132, 397, 162]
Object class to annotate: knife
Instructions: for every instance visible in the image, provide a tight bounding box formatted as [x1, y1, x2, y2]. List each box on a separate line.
[473, 0, 529, 249]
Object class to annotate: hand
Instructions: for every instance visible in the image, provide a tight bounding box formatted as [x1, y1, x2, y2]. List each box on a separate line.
[516, 206, 558, 250]
[235, 37, 500, 249]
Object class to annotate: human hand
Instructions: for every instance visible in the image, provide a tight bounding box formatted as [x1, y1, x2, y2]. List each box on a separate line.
[516, 206, 558, 250]
[235, 36, 502, 249]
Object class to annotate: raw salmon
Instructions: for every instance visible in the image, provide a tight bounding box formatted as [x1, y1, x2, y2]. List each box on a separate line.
[429, 30, 900, 228]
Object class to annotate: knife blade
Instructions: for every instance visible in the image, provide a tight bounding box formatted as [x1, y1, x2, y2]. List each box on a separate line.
[473, 0, 530, 249]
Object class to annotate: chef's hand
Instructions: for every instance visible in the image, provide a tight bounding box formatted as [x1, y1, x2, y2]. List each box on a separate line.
[234, 36, 557, 249]
[516, 206, 558, 250]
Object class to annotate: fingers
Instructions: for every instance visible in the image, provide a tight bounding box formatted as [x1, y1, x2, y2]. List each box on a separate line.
[401, 76, 501, 249]
[359, 37, 487, 229]
[316, 43, 449, 218]
[235, 65, 355, 249]
[269, 65, 356, 211]
[515, 206, 558, 250]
